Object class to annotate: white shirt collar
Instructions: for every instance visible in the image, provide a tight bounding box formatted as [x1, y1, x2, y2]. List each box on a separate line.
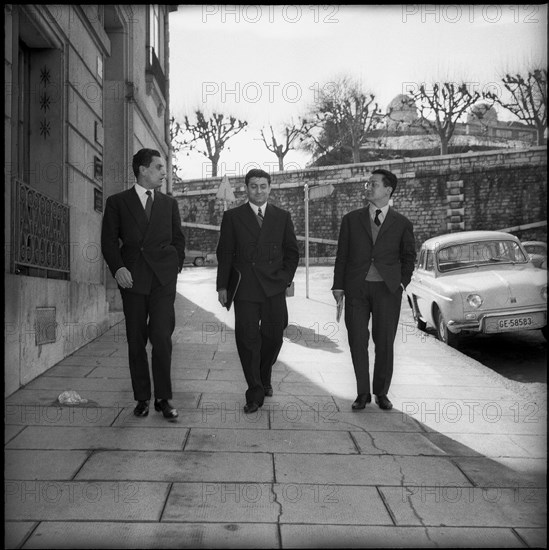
[134, 183, 153, 199]
[369, 202, 389, 220]
[248, 201, 267, 215]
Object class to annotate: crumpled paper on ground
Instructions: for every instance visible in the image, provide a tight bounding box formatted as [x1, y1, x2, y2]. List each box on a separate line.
[58, 390, 88, 405]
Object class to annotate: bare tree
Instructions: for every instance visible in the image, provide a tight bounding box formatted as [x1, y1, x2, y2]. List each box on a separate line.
[410, 82, 480, 155]
[301, 76, 382, 163]
[169, 116, 185, 179]
[484, 68, 547, 146]
[180, 110, 247, 177]
[259, 120, 309, 171]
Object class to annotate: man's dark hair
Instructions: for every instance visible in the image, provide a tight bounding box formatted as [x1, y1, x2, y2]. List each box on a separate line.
[132, 148, 162, 179]
[245, 168, 271, 186]
[372, 168, 398, 197]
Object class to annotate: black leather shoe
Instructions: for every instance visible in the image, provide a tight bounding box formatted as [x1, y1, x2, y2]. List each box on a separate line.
[375, 395, 393, 410]
[134, 400, 149, 417]
[243, 402, 260, 414]
[154, 399, 178, 419]
[264, 386, 273, 397]
[352, 393, 372, 410]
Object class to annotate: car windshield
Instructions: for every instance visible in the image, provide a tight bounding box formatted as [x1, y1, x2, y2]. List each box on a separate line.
[437, 240, 528, 272]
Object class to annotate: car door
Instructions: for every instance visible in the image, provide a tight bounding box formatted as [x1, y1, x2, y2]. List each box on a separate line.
[412, 248, 437, 326]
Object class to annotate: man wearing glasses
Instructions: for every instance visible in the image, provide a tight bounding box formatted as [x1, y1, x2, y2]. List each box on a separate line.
[332, 169, 416, 411]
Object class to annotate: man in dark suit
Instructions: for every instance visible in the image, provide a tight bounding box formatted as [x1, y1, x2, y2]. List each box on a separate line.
[217, 169, 299, 414]
[332, 169, 416, 411]
[101, 148, 186, 420]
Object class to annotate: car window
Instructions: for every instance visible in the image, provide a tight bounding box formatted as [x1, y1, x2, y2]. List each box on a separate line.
[425, 250, 435, 272]
[437, 240, 528, 272]
[417, 249, 426, 270]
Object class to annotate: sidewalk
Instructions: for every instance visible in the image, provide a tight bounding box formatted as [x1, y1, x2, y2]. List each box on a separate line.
[5, 266, 547, 548]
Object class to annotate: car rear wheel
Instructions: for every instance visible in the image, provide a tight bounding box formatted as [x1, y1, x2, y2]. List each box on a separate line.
[542, 325, 548, 341]
[435, 307, 459, 347]
[193, 257, 205, 267]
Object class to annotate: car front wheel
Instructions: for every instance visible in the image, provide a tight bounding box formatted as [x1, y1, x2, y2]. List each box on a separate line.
[435, 307, 459, 348]
[193, 257, 205, 267]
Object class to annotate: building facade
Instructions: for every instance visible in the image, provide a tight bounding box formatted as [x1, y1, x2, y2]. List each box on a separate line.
[4, 5, 176, 396]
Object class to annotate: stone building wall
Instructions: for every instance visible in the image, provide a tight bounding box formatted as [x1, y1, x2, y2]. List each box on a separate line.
[173, 147, 547, 258]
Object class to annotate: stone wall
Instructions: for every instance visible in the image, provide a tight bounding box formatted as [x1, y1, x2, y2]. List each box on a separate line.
[173, 147, 547, 257]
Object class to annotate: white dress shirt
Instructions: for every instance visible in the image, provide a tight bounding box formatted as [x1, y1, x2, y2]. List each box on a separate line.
[248, 201, 267, 217]
[134, 183, 154, 210]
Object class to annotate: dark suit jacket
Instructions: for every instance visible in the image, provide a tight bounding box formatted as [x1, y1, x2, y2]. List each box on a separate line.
[332, 205, 416, 296]
[101, 187, 186, 295]
[216, 203, 299, 301]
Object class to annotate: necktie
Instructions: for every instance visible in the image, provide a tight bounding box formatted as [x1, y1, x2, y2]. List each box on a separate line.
[257, 206, 264, 227]
[374, 209, 382, 227]
[145, 191, 153, 221]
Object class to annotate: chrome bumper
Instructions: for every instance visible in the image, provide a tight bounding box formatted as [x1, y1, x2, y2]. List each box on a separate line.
[448, 307, 547, 334]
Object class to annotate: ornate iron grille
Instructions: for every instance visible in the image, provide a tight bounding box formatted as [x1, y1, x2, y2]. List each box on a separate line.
[12, 179, 70, 276]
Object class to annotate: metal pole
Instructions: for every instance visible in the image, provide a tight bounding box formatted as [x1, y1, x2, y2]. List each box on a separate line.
[304, 183, 309, 299]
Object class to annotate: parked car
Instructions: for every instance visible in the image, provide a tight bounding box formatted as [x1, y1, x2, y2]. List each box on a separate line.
[406, 231, 547, 346]
[184, 249, 211, 267]
[522, 240, 547, 269]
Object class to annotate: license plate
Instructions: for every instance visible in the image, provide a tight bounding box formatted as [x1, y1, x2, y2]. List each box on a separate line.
[485, 313, 546, 333]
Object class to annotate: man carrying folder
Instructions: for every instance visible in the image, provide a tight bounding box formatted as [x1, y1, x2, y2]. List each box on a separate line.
[216, 169, 299, 413]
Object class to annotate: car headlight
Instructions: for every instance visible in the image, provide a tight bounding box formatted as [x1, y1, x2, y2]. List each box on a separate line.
[542, 286, 547, 301]
[467, 294, 483, 308]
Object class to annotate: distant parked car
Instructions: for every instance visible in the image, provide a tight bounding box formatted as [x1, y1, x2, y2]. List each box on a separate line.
[522, 241, 547, 269]
[406, 231, 547, 346]
[184, 249, 211, 267]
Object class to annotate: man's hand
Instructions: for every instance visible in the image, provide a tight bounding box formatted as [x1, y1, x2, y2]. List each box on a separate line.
[332, 289, 344, 303]
[114, 267, 133, 289]
[218, 289, 227, 307]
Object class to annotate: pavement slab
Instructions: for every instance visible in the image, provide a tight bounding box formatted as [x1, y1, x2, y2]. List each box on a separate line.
[185, 428, 357, 454]
[380, 486, 547, 528]
[387, 384, 526, 401]
[513, 528, 548, 548]
[6, 426, 190, 451]
[5, 450, 90, 480]
[162, 483, 280, 523]
[274, 454, 472, 486]
[269, 409, 425, 432]
[351, 431, 449, 455]
[450, 456, 547, 488]
[4, 481, 170, 521]
[4, 404, 123, 427]
[280, 525, 528, 548]
[86, 366, 209, 380]
[5, 424, 26, 444]
[274, 484, 392, 525]
[75, 451, 274, 482]
[42, 365, 97, 377]
[4, 522, 37, 550]
[423, 433, 547, 459]
[20, 522, 279, 549]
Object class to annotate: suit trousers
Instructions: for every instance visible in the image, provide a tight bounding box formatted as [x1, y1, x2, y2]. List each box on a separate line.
[234, 292, 288, 405]
[120, 273, 176, 401]
[344, 280, 403, 396]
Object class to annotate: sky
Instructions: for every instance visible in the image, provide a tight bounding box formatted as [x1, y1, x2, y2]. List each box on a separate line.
[169, 4, 547, 180]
